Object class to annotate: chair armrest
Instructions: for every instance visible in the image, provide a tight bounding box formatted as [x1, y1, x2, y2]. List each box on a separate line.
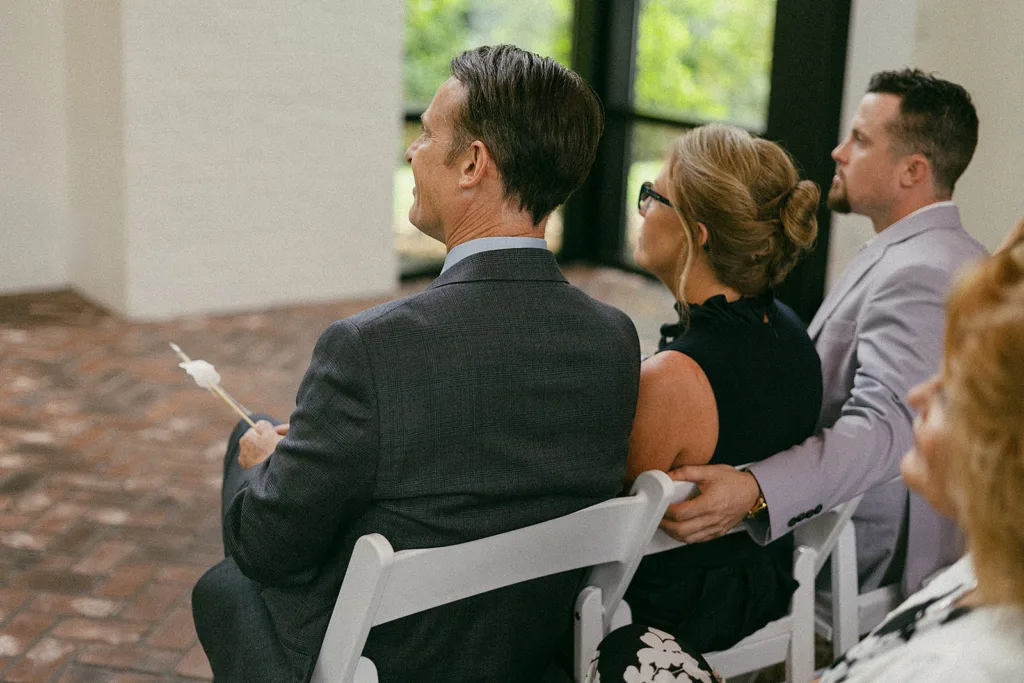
[354, 658, 378, 683]
[793, 495, 863, 576]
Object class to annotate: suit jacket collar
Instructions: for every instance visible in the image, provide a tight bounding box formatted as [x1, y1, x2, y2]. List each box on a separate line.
[808, 203, 964, 338]
[427, 247, 569, 289]
[870, 202, 962, 252]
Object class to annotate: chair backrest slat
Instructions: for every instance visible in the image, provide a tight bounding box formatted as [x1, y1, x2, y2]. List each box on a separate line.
[375, 492, 658, 625]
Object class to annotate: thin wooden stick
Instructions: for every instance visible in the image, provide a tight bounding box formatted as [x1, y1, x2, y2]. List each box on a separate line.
[170, 342, 256, 428]
[213, 386, 254, 419]
[209, 383, 256, 427]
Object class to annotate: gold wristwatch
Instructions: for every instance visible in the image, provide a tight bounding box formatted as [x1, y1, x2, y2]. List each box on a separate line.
[746, 491, 768, 520]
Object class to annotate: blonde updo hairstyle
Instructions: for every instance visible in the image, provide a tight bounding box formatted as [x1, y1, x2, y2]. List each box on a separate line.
[943, 238, 1024, 605]
[664, 123, 819, 316]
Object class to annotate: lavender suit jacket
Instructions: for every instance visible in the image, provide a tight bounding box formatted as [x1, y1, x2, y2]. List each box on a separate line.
[748, 203, 987, 594]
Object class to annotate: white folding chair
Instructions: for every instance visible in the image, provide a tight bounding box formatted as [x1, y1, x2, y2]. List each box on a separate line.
[813, 507, 900, 660]
[572, 478, 700, 682]
[578, 481, 862, 683]
[310, 470, 679, 683]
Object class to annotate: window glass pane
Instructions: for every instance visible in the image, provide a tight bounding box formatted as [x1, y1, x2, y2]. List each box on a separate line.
[623, 121, 692, 266]
[404, 0, 574, 109]
[634, 0, 776, 130]
[394, 122, 447, 272]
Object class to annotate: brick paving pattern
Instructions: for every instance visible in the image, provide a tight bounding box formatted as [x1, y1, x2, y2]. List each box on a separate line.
[0, 268, 672, 682]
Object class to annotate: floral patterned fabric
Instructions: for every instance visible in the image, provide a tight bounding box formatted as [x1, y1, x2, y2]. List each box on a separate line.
[817, 555, 1024, 682]
[585, 624, 723, 683]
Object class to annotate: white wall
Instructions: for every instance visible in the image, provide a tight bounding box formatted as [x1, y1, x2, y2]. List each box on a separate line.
[826, 0, 1024, 288]
[2, 0, 401, 319]
[0, 0, 70, 293]
[120, 0, 401, 318]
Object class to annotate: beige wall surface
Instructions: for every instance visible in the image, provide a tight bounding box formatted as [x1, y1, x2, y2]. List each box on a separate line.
[0, 0, 70, 293]
[826, 0, 918, 289]
[121, 1, 401, 318]
[5, 1, 1019, 312]
[2, 0, 401, 319]
[914, 0, 1024, 253]
[64, 0, 127, 313]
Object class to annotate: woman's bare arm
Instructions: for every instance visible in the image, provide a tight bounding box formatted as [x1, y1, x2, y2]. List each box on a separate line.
[624, 350, 719, 482]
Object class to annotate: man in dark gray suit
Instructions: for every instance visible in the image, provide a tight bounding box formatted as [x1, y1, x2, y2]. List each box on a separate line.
[659, 70, 986, 597]
[192, 46, 641, 682]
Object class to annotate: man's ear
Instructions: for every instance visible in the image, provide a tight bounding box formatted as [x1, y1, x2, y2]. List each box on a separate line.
[900, 152, 932, 189]
[458, 141, 490, 189]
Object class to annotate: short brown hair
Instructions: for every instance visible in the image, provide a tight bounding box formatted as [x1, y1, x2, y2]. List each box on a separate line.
[448, 45, 604, 225]
[944, 241, 1024, 605]
[868, 69, 978, 197]
[664, 123, 819, 316]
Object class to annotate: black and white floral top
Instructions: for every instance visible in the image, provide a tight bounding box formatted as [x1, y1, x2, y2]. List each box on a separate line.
[820, 556, 1024, 682]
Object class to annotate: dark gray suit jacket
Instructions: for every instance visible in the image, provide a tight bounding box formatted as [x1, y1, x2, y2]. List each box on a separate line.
[197, 249, 640, 682]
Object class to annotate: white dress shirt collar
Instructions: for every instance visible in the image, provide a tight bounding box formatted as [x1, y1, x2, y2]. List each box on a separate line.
[441, 236, 549, 273]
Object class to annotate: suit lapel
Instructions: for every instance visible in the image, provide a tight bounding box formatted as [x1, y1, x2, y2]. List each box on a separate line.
[808, 243, 884, 338]
[808, 204, 964, 339]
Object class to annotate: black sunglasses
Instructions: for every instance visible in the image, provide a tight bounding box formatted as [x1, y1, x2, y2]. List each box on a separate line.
[638, 181, 673, 214]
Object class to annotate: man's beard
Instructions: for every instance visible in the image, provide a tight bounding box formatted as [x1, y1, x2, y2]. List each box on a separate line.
[827, 182, 852, 214]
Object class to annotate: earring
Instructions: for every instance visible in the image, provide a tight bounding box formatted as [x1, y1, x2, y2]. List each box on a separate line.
[702, 242, 710, 253]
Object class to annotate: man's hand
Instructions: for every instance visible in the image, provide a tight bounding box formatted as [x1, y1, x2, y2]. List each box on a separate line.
[238, 421, 289, 469]
[659, 464, 761, 543]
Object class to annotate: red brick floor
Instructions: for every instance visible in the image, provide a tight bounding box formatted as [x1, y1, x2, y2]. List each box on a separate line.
[0, 268, 672, 682]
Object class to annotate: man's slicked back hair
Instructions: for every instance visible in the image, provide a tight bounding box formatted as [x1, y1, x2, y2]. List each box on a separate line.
[448, 45, 604, 224]
[868, 68, 978, 197]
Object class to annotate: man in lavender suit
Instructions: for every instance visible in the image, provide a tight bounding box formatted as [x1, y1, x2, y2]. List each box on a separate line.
[659, 69, 986, 596]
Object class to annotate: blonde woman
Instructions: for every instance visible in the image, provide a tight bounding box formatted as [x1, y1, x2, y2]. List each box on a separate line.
[620, 123, 822, 655]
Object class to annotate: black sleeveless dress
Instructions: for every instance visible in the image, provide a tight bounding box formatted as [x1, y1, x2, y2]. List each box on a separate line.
[623, 291, 823, 653]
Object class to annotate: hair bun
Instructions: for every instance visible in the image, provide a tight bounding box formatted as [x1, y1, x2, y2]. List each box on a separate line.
[666, 125, 820, 296]
[762, 179, 820, 286]
[779, 180, 819, 250]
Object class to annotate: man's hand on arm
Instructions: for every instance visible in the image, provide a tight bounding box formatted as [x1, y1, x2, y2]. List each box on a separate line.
[659, 464, 762, 543]
[238, 420, 290, 469]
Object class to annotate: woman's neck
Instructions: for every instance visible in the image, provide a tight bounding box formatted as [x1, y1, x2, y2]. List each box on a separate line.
[962, 543, 1024, 608]
[680, 262, 742, 305]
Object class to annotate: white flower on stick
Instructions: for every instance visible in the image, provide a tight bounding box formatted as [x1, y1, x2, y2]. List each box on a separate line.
[170, 342, 255, 427]
[178, 360, 221, 389]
